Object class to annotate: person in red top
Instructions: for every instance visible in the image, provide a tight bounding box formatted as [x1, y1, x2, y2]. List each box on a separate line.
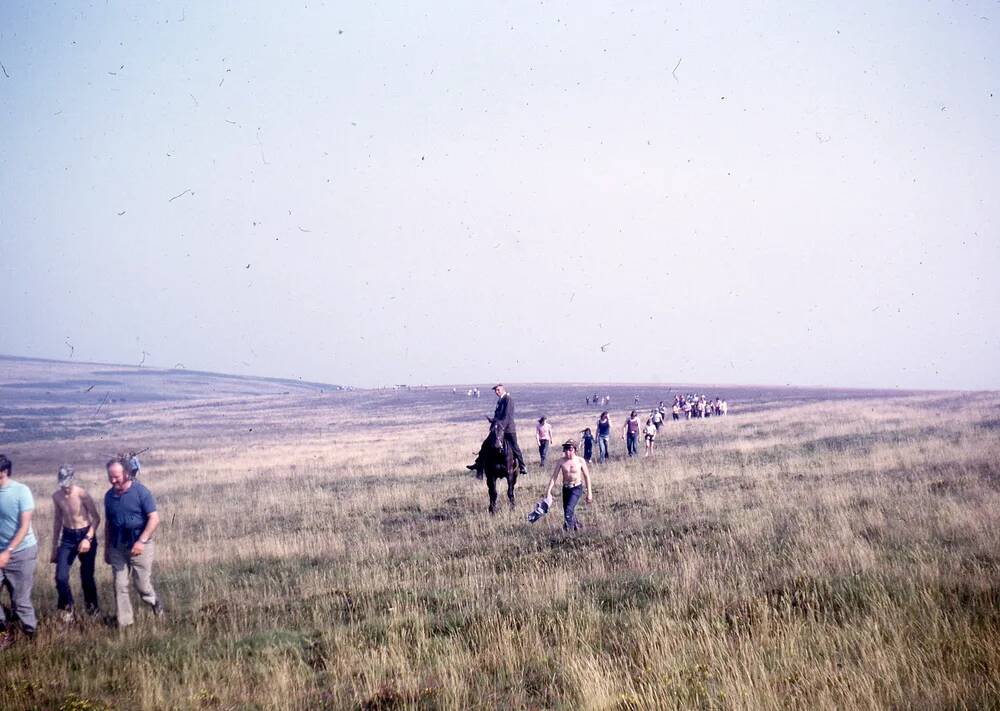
[622, 410, 640, 457]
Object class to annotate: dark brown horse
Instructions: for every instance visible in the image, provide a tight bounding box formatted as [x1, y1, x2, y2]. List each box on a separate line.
[468, 419, 518, 514]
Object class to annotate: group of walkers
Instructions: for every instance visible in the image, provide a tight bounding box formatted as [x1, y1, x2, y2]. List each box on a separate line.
[0, 453, 163, 651]
[535, 396, 730, 464]
[474, 386, 732, 534]
[671, 394, 728, 419]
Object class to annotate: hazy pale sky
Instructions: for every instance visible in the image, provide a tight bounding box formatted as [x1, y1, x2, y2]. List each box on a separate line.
[1, 1, 997, 389]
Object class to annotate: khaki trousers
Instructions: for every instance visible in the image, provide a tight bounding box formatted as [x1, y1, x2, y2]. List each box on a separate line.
[0, 544, 38, 632]
[108, 542, 158, 627]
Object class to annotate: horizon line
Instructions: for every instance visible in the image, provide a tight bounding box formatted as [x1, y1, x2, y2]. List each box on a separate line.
[1, 352, 985, 395]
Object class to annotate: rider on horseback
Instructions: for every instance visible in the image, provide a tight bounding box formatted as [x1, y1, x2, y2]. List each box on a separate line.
[467, 384, 528, 477]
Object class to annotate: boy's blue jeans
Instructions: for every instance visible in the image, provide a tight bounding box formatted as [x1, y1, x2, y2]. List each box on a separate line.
[55, 526, 99, 612]
[562, 485, 584, 530]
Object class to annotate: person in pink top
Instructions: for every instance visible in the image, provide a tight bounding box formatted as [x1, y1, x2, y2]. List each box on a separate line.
[535, 417, 554, 466]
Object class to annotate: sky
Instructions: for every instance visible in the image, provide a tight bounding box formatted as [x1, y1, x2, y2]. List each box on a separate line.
[1, 1, 998, 390]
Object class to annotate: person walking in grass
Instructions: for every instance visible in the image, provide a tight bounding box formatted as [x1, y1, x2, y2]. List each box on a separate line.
[581, 428, 594, 463]
[652, 406, 664, 432]
[544, 440, 593, 531]
[643, 418, 657, 457]
[51, 465, 101, 620]
[535, 416, 553, 467]
[622, 410, 641, 457]
[0, 454, 38, 650]
[104, 456, 163, 627]
[596, 412, 611, 462]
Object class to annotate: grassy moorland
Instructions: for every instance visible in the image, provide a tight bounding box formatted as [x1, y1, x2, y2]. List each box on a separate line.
[1, 358, 998, 710]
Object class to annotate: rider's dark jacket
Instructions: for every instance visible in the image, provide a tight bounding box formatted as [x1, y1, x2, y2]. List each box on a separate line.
[493, 393, 516, 434]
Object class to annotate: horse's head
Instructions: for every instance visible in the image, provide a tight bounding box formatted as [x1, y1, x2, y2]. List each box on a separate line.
[488, 418, 506, 452]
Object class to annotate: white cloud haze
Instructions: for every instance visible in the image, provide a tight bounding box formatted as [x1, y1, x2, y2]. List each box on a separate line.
[1, 1, 997, 388]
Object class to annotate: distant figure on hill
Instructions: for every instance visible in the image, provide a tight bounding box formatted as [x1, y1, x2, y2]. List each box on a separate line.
[672, 402, 681, 421]
[536, 416, 553, 467]
[596, 412, 612, 462]
[544, 440, 593, 531]
[51, 465, 101, 620]
[0, 454, 38, 650]
[622, 410, 640, 457]
[104, 456, 163, 628]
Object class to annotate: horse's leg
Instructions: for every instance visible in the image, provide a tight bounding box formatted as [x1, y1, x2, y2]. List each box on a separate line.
[469, 438, 490, 479]
[507, 450, 517, 510]
[487, 474, 498, 515]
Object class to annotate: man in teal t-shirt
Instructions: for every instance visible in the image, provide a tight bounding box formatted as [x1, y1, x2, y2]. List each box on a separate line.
[0, 454, 38, 648]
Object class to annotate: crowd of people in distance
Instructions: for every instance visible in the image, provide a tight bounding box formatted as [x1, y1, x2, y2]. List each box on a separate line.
[670, 393, 728, 419]
[0, 453, 164, 651]
[529, 393, 732, 469]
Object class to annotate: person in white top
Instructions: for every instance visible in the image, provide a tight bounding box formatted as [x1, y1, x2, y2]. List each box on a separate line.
[535, 417, 554, 466]
[643, 418, 657, 456]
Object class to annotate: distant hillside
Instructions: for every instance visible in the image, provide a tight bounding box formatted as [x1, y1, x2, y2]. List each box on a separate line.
[0, 355, 347, 452]
[0, 354, 342, 406]
[0, 354, 943, 472]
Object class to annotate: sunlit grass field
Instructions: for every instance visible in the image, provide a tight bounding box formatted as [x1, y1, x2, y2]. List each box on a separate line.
[2, 365, 998, 709]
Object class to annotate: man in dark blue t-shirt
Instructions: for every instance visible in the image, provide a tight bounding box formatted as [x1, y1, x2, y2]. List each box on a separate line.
[104, 456, 162, 627]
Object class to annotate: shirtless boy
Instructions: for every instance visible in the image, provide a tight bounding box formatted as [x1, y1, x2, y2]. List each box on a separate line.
[545, 440, 593, 531]
[51, 465, 101, 617]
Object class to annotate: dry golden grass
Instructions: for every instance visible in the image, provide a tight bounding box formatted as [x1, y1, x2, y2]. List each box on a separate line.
[2, 377, 999, 710]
